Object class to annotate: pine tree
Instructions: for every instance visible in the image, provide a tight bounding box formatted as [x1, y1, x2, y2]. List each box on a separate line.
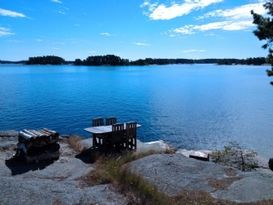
[252, 0, 273, 84]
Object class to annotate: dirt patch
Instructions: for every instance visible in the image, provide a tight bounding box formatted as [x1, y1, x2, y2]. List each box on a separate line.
[62, 136, 83, 153]
[208, 177, 242, 190]
[173, 190, 236, 205]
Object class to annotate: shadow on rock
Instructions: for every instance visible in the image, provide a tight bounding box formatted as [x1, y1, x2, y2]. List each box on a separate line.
[75, 147, 101, 164]
[5, 157, 56, 176]
[75, 146, 129, 164]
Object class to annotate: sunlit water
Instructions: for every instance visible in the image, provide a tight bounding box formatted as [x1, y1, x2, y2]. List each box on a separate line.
[0, 64, 273, 157]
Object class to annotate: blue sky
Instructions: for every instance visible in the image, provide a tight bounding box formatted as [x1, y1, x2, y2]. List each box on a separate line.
[0, 0, 268, 61]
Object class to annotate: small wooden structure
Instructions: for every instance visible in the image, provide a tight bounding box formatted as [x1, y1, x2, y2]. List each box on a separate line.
[16, 128, 60, 163]
[85, 118, 140, 151]
[189, 151, 210, 161]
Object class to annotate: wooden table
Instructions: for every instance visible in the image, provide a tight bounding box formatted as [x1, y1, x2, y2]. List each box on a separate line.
[84, 124, 141, 135]
[84, 123, 141, 150]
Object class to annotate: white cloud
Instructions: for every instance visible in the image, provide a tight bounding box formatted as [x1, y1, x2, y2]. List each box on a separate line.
[100, 32, 112, 37]
[171, 1, 266, 35]
[134, 42, 150, 46]
[182, 49, 206, 53]
[142, 0, 223, 20]
[197, 2, 265, 20]
[51, 0, 62, 4]
[0, 8, 26, 18]
[173, 20, 253, 35]
[0, 27, 14, 37]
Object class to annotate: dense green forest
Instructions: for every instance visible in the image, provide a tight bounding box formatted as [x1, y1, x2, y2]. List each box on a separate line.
[0, 55, 267, 66]
[75, 55, 129, 66]
[26, 56, 65, 65]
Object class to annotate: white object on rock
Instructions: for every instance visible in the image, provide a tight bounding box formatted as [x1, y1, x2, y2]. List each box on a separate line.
[78, 138, 170, 153]
[136, 140, 170, 153]
[176, 149, 212, 158]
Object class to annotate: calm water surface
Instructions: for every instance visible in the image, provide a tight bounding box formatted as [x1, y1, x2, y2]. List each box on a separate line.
[0, 64, 272, 157]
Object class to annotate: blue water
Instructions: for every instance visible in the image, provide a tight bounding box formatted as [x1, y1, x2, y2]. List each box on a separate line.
[0, 64, 273, 157]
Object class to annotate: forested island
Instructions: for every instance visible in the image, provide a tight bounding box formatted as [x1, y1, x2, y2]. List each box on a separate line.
[0, 55, 267, 66]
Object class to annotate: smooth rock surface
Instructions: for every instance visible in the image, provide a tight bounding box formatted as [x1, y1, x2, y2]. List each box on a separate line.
[213, 169, 273, 203]
[128, 154, 273, 203]
[0, 134, 128, 205]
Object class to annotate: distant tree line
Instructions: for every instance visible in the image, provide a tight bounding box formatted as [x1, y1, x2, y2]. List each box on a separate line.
[216, 57, 266, 65]
[73, 55, 266, 66]
[130, 57, 266, 66]
[74, 55, 129, 66]
[26, 56, 65, 65]
[1, 55, 267, 66]
[130, 58, 194, 65]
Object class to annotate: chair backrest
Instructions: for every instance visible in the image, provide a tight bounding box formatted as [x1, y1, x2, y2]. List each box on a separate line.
[111, 123, 125, 143]
[126, 122, 137, 138]
[106, 117, 117, 126]
[92, 117, 104, 127]
[112, 123, 124, 132]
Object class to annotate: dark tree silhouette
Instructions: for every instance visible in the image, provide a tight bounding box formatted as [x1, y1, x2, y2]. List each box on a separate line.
[74, 59, 82, 65]
[78, 55, 129, 66]
[1, 55, 266, 66]
[26, 56, 65, 65]
[252, 1, 273, 84]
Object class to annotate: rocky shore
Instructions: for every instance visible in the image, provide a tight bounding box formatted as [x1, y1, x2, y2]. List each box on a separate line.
[1, 130, 273, 204]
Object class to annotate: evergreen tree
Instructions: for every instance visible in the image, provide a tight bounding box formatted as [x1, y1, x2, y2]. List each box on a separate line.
[252, 0, 273, 84]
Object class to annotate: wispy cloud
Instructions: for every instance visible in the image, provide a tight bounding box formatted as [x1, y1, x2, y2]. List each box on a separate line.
[197, 2, 265, 20]
[134, 42, 150, 46]
[0, 27, 14, 37]
[100, 32, 112, 37]
[51, 0, 62, 4]
[0, 8, 26, 18]
[171, 1, 266, 35]
[58, 10, 66, 15]
[182, 49, 206, 53]
[141, 0, 223, 20]
[35, 38, 43, 42]
[173, 21, 253, 35]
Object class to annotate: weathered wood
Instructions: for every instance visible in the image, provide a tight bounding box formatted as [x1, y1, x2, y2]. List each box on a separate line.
[106, 117, 117, 125]
[23, 129, 37, 138]
[85, 124, 141, 134]
[92, 118, 104, 127]
[189, 151, 210, 161]
[125, 122, 137, 150]
[16, 128, 60, 163]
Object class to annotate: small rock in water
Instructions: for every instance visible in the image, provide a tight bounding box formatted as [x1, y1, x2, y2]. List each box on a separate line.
[268, 158, 273, 171]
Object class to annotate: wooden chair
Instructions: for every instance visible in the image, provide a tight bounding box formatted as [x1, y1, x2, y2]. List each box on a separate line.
[111, 123, 125, 150]
[92, 117, 104, 127]
[125, 122, 137, 150]
[106, 117, 117, 125]
[92, 117, 104, 148]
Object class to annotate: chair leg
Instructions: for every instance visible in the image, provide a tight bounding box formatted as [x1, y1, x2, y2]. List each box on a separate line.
[93, 136, 97, 148]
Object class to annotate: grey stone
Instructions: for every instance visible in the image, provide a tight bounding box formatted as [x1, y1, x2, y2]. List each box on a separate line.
[128, 153, 273, 203]
[0, 135, 128, 205]
[213, 169, 273, 203]
[128, 154, 239, 196]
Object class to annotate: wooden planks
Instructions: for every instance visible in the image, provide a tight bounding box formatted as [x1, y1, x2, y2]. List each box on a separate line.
[189, 151, 210, 161]
[19, 128, 59, 143]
